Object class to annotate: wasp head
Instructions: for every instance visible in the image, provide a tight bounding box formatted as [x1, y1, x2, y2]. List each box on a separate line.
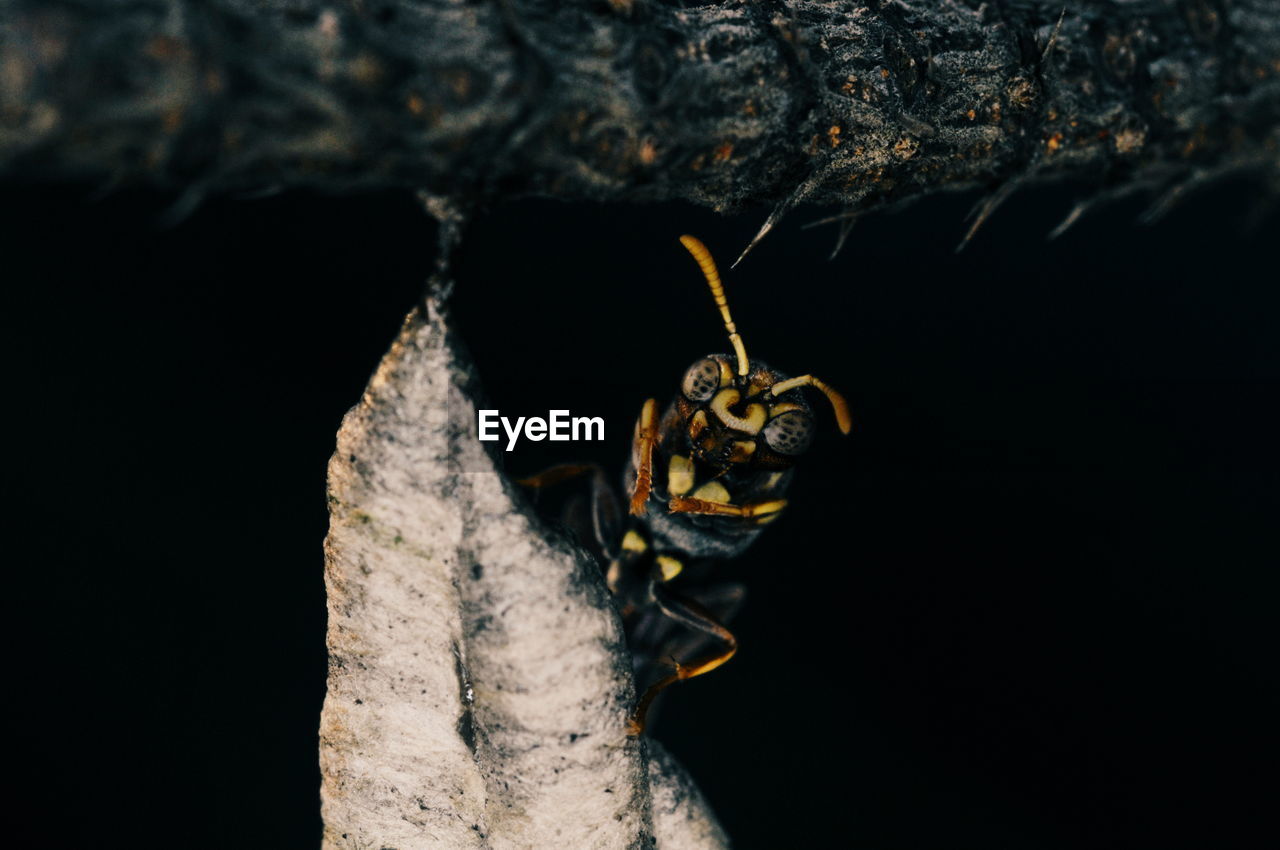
[672, 234, 852, 473]
[675, 355, 847, 471]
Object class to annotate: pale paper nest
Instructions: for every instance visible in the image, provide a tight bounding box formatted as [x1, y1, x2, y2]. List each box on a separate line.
[319, 299, 729, 849]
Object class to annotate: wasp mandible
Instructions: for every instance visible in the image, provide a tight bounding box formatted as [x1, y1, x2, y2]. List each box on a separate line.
[521, 235, 852, 734]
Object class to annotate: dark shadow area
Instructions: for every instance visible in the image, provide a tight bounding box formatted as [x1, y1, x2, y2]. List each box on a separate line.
[4, 179, 1276, 847]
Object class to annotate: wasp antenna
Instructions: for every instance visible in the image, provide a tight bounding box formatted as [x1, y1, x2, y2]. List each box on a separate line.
[679, 235, 750, 377]
[767, 375, 853, 434]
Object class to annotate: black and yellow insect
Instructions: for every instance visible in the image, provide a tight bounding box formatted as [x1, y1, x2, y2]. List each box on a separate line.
[522, 235, 851, 734]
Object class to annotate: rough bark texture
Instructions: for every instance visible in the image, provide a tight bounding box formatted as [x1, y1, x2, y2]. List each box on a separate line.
[2, 0, 1277, 217]
[320, 295, 729, 849]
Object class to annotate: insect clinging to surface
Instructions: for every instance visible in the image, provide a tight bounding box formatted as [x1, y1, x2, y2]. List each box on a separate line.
[520, 235, 851, 734]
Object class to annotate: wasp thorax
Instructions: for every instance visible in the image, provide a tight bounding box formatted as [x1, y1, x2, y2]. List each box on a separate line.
[682, 358, 721, 402]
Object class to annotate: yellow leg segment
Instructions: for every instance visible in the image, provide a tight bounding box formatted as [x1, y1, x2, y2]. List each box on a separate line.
[629, 398, 659, 515]
[627, 586, 738, 736]
[667, 497, 788, 519]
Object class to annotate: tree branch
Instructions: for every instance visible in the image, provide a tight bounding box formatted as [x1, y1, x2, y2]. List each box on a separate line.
[3, 0, 1277, 218]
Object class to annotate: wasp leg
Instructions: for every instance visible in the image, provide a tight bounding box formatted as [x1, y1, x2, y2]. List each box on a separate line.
[667, 496, 788, 524]
[629, 398, 659, 516]
[763, 374, 853, 434]
[515, 463, 599, 489]
[589, 476, 623, 557]
[517, 463, 621, 557]
[627, 581, 738, 736]
[642, 582, 746, 676]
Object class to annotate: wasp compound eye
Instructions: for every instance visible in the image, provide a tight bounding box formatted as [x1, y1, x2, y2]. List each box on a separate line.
[682, 358, 720, 402]
[762, 411, 814, 455]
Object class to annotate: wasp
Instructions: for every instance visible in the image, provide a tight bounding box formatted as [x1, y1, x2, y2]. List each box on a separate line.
[520, 235, 851, 734]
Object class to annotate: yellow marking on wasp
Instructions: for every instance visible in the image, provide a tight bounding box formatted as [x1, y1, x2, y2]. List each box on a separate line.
[767, 375, 853, 434]
[691, 480, 731, 503]
[763, 471, 785, 490]
[716, 357, 734, 387]
[728, 440, 756, 462]
[679, 235, 750, 377]
[667, 454, 696, 496]
[709, 388, 766, 434]
[621, 529, 648, 553]
[747, 499, 788, 517]
[689, 409, 709, 440]
[656, 555, 684, 582]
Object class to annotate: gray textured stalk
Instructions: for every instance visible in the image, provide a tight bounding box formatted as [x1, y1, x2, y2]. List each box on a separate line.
[1, 0, 1276, 221]
[320, 297, 728, 849]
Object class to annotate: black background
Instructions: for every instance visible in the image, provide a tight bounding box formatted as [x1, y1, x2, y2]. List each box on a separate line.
[5, 178, 1277, 848]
